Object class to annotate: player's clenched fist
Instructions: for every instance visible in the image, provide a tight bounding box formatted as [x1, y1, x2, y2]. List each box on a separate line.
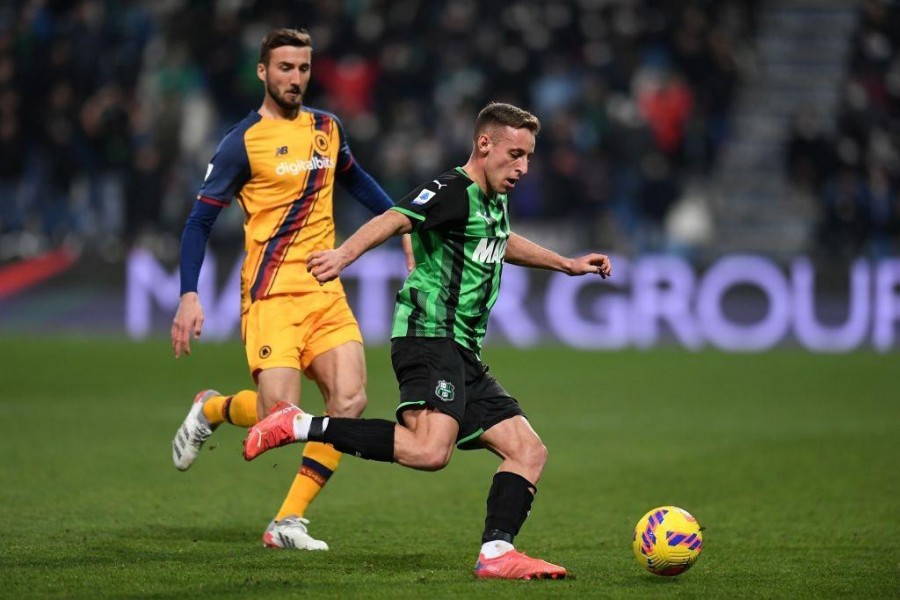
[307, 249, 349, 284]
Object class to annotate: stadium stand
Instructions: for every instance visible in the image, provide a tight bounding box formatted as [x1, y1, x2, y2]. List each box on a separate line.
[0, 0, 894, 265]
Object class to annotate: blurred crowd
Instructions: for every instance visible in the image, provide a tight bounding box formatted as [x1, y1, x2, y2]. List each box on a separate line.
[787, 0, 900, 261]
[1, 0, 767, 262]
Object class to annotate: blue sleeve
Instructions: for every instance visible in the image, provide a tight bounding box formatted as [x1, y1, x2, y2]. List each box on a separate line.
[336, 161, 394, 214]
[179, 200, 223, 295]
[198, 123, 252, 203]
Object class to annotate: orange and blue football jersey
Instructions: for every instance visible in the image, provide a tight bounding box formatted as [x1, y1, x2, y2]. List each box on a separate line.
[190, 107, 390, 308]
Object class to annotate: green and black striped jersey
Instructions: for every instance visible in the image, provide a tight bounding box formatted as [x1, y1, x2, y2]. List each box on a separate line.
[390, 167, 510, 353]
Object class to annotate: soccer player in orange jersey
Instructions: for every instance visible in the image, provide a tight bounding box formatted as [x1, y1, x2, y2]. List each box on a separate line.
[170, 28, 411, 550]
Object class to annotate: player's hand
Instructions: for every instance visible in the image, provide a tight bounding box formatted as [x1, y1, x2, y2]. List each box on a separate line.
[567, 253, 612, 279]
[307, 248, 349, 284]
[171, 292, 204, 358]
[401, 234, 415, 273]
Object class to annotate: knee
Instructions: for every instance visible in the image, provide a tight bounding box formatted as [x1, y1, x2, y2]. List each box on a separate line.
[326, 389, 367, 418]
[417, 451, 452, 472]
[535, 442, 549, 470]
[413, 444, 453, 472]
[521, 439, 548, 473]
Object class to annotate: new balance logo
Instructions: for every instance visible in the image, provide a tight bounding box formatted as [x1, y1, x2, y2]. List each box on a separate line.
[471, 238, 507, 264]
[275, 146, 288, 156]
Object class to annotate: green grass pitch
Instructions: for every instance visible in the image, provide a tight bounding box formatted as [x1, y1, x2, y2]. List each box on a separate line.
[1, 338, 897, 598]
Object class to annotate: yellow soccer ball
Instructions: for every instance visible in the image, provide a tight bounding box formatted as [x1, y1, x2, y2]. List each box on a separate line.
[632, 506, 703, 576]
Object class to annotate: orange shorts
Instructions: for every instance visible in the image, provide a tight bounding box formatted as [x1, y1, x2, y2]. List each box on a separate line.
[242, 292, 363, 380]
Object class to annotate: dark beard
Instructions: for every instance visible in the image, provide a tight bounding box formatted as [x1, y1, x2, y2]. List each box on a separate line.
[267, 82, 302, 111]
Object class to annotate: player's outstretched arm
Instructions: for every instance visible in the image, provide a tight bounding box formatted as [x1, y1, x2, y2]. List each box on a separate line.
[335, 162, 415, 271]
[308, 210, 413, 284]
[171, 292, 204, 358]
[505, 233, 612, 279]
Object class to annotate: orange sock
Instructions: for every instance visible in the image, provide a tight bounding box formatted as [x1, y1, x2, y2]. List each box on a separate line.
[202, 390, 259, 427]
[275, 442, 343, 521]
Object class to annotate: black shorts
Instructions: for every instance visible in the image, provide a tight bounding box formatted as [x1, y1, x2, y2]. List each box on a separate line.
[391, 336, 526, 451]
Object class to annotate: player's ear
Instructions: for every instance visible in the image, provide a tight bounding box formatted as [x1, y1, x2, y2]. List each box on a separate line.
[476, 132, 492, 155]
[257, 62, 266, 82]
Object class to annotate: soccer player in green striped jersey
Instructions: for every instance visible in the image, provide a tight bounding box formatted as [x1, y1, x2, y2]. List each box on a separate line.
[244, 102, 612, 579]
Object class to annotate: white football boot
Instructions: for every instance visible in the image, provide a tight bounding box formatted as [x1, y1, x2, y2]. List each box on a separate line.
[262, 517, 329, 551]
[172, 389, 220, 471]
